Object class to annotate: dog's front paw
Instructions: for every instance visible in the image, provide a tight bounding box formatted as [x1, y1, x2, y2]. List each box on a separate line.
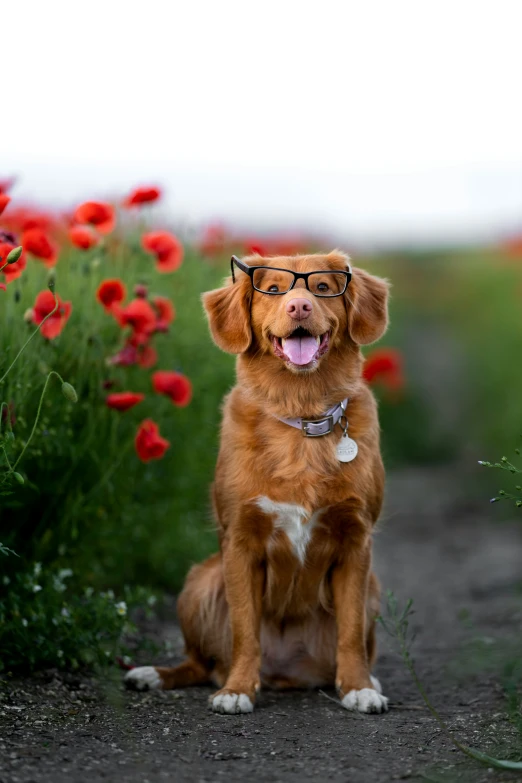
[210, 689, 255, 714]
[341, 687, 389, 714]
[124, 666, 162, 691]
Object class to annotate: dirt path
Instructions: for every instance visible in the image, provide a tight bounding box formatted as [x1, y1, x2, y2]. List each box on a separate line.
[1, 466, 521, 783]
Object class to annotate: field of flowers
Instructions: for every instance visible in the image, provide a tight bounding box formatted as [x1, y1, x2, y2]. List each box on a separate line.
[1, 178, 521, 671]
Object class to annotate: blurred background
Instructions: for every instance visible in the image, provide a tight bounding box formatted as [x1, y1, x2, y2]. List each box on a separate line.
[1, 1, 521, 670]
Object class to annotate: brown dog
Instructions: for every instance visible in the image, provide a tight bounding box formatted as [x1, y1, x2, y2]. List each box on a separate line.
[126, 251, 390, 714]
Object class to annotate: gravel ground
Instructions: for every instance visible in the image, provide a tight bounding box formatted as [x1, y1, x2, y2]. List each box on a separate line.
[1, 466, 521, 783]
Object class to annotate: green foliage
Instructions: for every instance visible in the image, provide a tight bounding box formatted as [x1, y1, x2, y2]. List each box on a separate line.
[0, 244, 229, 593]
[479, 449, 522, 508]
[0, 561, 157, 672]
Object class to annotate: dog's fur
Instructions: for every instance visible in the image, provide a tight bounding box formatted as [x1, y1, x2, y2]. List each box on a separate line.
[126, 251, 390, 714]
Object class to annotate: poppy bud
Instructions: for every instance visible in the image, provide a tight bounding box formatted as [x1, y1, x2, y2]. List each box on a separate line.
[47, 270, 56, 293]
[6, 246, 23, 264]
[134, 284, 148, 298]
[23, 308, 34, 324]
[61, 382, 78, 403]
[13, 472, 24, 484]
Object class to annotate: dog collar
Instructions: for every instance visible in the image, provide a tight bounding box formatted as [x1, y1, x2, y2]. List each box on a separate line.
[275, 398, 349, 438]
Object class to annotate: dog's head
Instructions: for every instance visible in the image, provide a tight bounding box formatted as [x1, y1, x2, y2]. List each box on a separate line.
[203, 251, 389, 377]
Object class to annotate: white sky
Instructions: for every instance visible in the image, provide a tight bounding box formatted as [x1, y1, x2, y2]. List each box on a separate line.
[4, 0, 522, 245]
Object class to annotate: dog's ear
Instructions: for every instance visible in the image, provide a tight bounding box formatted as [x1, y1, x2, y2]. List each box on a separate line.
[346, 267, 390, 345]
[202, 276, 252, 354]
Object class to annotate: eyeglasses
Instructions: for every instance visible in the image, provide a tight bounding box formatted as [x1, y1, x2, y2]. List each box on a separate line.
[230, 255, 351, 298]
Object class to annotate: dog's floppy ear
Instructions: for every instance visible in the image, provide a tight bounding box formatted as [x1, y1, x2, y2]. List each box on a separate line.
[202, 276, 252, 354]
[346, 267, 390, 345]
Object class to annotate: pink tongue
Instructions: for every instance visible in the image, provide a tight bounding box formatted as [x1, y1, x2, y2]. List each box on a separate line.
[283, 335, 318, 366]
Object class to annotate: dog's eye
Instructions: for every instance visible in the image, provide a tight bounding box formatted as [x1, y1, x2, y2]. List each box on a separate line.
[268, 285, 279, 293]
[317, 283, 329, 292]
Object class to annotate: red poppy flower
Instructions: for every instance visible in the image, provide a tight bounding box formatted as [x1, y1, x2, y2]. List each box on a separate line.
[32, 290, 72, 340]
[199, 224, 227, 257]
[106, 392, 145, 412]
[243, 237, 270, 257]
[1, 401, 15, 427]
[152, 370, 192, 407]
[107, 341, 138, 367]
[141, 231, 183, 273]
[363, 348, 405, 390]
[69, 225, 99, 250]
[134, 283, 148, 298]
[135, 419, 170, 462]
[0, 242, 26, 283]
[0, 177, 15, 194]
[22, 228, 59, 268]
[117, 298, 157, 337]
[137, 344, 158, 368]
[97, 278, 126, 311]
[152, 295, 175, 331]
[0, 194, 10, 216]
[2, 206, 58, 234]
[123, 186, 162, 208]
[74, 201, 115, 234]
[107, 340, 157, 369]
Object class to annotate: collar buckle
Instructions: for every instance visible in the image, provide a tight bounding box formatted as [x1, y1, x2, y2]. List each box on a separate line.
[301, 414, 335, 437]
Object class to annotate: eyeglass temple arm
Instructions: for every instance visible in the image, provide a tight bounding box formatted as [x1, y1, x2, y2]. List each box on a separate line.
[230, 255, 250, 284]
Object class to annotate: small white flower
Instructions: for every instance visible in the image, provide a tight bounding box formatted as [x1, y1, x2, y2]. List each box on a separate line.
[33, 562, 42, 576]
[84, 587, 94, 598]
[58, 568, 73, 580]
[107, 589, 115, 600]
[57, 649, 64, 658]
[2, 576, 10, 585]
[21, 618, 28, 627]
[61, 607, 70, 618]
[53, 576, 66, 593]
[147, 595, 157, 607]
[33, 584, 42, 593]
[115, 601, 127, 617]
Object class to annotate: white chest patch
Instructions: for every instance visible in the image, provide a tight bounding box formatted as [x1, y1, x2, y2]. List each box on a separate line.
[257, 497, 322, 564]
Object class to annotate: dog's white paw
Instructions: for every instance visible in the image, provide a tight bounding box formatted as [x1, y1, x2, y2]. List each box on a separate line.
[342, 687, 389, 714]
[211, 692, 254, 714]
[124, 666, 162, 691]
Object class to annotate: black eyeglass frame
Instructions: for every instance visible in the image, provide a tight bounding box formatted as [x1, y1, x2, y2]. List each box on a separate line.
[230, 255, 352, 298]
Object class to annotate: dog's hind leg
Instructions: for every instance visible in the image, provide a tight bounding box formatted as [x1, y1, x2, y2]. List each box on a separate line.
[125, 553, 230, 691]
[125, 656, 211, 691]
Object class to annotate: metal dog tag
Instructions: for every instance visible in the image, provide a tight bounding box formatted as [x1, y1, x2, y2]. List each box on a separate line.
[336, 434, 358, 463]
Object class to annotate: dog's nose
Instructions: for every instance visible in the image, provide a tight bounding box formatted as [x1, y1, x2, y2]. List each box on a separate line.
[286, 297, 313, 321]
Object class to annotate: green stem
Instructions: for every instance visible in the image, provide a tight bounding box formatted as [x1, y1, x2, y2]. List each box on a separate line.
[0, 294, 59, 386]
[12, 370, 66, 471]
[1, 445, 13, 471]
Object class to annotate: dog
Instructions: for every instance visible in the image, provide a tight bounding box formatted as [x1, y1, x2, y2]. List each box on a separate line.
[125, 250, 390, 715]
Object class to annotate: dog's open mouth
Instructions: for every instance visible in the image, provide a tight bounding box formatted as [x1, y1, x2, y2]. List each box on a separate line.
[271, 327, 330, 368]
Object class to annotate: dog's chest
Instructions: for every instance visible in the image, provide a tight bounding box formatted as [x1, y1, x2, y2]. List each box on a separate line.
[257, 497, 325, 564]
